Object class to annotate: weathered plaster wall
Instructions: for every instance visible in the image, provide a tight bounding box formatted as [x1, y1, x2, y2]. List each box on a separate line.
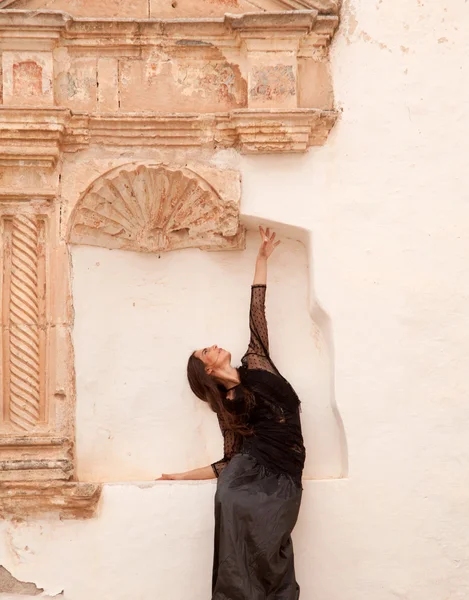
[1, 1, 469, 599]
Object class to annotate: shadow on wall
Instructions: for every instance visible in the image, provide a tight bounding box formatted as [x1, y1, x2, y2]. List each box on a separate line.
[72, 224, 348, 481]
[242, 216, 348, 479]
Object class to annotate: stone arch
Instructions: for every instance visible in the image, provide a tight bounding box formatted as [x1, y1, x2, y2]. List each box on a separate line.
[68, 162, 244, 253]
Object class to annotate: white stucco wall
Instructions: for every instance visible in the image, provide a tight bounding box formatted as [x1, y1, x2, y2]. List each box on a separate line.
[71, 232, 344, 481]
[2, 1, 469, 599]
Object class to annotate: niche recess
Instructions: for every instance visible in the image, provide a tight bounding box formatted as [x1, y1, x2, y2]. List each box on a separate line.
[0, 0, 341, 518]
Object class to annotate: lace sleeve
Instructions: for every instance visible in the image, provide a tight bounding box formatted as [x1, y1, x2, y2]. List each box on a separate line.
[241, 285, 277, 373]
[211, 417, 243, 477]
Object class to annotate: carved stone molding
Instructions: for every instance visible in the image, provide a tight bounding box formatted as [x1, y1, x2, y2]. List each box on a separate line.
[0, 436, 73, 481]
[0, 107, 70, 167]
[68, 163, 244, 253]
[0, 0, 339, 17]
[0, 481, 101, 519]
[227, 109, 338, 152]
[0, 10, 338, 51]
[0, 108, 338, 161]
[0, 189, 56, 202]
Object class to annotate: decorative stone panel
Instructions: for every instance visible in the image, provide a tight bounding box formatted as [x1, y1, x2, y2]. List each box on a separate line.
[68, 163, 244, 253]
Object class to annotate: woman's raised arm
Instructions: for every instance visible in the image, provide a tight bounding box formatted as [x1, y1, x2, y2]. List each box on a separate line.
[242, 227, 281, 364]
[253, 226, 280, 286]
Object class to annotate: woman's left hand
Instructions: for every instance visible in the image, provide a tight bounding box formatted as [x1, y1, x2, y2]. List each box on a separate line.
[258, 226, 280, 260]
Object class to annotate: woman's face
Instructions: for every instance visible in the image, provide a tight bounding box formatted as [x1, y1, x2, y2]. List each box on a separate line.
[194, 345, 231, 374]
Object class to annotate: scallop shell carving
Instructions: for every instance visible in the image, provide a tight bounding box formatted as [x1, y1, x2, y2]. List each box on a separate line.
[69, 164, 243, 253]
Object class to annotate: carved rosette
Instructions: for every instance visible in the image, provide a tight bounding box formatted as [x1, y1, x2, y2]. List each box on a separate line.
[69, 163, 244, 253]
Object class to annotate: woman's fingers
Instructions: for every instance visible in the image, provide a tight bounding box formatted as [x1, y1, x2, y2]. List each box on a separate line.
[259, 226, 278, 241]
[258, 226, 280, 255]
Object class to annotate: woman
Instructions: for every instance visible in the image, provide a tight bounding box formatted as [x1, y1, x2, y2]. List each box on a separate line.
[160, 227, 306, 600]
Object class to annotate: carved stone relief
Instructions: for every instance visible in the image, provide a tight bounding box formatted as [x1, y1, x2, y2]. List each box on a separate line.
[69, 163, 244, 253]
[1, 214, 47, 431]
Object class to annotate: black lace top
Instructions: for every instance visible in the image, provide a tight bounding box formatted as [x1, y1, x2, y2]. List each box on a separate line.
[211, 285, 306, 487]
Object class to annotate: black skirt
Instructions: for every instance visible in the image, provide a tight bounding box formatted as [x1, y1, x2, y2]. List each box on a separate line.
[212, 453, 302, 600]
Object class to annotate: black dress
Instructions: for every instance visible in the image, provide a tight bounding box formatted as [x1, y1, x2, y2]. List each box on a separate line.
[210, 285, 306, 600]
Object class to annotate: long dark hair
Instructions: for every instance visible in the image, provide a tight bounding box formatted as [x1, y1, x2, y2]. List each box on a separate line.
[187, 354, 253, 436]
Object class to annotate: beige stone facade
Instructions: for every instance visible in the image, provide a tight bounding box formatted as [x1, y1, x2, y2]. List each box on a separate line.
[0, 0, 338, 517]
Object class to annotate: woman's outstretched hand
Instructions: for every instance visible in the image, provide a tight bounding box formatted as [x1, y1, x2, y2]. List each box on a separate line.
[156, 465, 216, 481]
[156, 473, 184, 480]
[258, 226, 280, 260]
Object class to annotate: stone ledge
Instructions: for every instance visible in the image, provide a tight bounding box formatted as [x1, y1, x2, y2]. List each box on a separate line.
[0, 188, 56, 201]
[0, 107, 338, 162]
[0, 482, 102, 519]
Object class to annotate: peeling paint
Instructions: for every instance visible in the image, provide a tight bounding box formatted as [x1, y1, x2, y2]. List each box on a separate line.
[341, 0, 358, 41]
[13, 61, 42, 97]
[208, 0, 239, 5]
[176, 39, 212, 46]
[0, 566, 43, 595]
[174, 61, 247, 106]
[249, 65, 295, 102]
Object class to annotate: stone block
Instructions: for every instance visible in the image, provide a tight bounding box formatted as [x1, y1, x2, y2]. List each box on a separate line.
[298, 58, 334, 110]
[0, 481, 101, 518]
[97, 57, 118, 112]
[55, 53, 98, 113]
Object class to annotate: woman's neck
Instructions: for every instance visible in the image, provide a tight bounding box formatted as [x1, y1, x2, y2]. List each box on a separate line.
[214, 365, 240, 389]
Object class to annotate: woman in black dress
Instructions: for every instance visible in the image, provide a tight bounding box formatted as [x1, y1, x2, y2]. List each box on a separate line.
[159, 227, 306, 600]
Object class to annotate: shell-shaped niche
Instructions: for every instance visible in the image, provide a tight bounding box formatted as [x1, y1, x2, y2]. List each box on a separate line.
[68, 163, 244, 253]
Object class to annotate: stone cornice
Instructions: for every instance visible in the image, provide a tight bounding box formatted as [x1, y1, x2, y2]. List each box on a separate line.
[0, 189, 56, 201]
[0, 10, 338, 48]
[0, 107, 338, 161]
[0, 107, 70, 167]
[0, 0, 339, 15]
